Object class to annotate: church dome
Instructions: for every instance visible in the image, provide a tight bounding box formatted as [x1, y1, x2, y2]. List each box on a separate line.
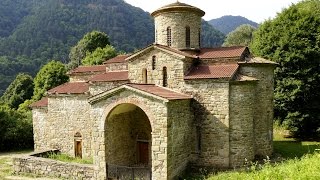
[151, 2, 205, 17]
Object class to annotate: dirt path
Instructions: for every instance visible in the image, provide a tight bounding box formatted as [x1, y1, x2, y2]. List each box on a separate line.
[0, 151, 60, 180]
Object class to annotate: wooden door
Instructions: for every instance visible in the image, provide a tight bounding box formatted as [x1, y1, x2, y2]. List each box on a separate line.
[138, 141, 149, 165]
[75, 141, 82, 158]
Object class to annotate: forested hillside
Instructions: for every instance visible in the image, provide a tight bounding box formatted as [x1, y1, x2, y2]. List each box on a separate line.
[0, 0, 225, 95]
[209, 15, 258, 35]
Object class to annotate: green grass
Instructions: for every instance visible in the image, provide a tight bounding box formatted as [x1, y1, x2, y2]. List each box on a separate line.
[0, 157, 12, 179]
[48, 153, 93, 164]
[208, 153, 320, 180]
[204, 125, 320, 180]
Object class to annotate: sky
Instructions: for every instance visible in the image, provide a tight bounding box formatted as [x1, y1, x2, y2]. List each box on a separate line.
[124, 0, 302, 23]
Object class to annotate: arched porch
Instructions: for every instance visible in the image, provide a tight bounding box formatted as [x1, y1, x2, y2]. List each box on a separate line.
[105, 103, 152, 179]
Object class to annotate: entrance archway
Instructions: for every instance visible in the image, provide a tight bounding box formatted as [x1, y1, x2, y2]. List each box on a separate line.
[105, 103, 152, 178]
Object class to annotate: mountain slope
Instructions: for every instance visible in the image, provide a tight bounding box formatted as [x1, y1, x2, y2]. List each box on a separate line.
[209, 15, 258, 35]
[0, 0, 225, 95]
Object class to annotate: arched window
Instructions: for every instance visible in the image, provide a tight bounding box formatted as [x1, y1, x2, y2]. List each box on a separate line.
[198, 28, 201, 47]
[167, 27, 172, 46]
[186, 26, 190, 48]
[74, 132, 82, 158]
[163, 67, 168, 87]
[152, 56, 156, 70]
[142, 68, 147, 84]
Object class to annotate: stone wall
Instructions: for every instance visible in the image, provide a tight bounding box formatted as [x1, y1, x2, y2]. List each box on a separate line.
[183, 80, 230, 168]
[13, 152, 94, 179]
[106, 62, 128, 72]
[89, 90, 169, 179]
[128, 48, 193, 89]
[39, 95, 92, 158]
[167, 100, 193, 179]
[154, 12, 201, 49]
[239, 65, 275, 157]
[229, 81, 256, 167]
[69, 72, 102, 82]
[89, 81, 128, 95]
[32, 108, 48, 151]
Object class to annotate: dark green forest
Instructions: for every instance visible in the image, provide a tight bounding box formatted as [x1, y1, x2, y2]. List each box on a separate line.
[0, 0, 225, 95]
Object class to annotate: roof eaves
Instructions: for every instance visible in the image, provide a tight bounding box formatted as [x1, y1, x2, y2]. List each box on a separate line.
[88, 84, 170, 104]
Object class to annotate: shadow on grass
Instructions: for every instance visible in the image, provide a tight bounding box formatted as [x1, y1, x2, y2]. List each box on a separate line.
[274, 140, 320, 159]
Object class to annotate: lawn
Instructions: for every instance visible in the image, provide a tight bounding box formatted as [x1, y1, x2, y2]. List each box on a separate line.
[0, 157, 11, 179]
[204, 125, 320, 180]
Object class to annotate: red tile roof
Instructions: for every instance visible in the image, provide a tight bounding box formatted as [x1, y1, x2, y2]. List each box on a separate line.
[126, 84, 192, 100]
[185, 64, 239, 80]
[47, 82, 89, 95]
[197, 46, 247, 59]
[90, 71, 129, 82]
[103, 55, 130, 64]
[30, 97, 48, 108]
[68, 65, 106, 74]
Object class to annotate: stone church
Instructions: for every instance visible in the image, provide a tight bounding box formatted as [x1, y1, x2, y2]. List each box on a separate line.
[31, 2, 276, 179]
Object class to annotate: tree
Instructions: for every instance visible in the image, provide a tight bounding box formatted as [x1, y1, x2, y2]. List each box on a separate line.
[223, 24, 256, 47]
[0, 73, 34, 109]
[82, 45, 117, 65]
[68, 31, 111, 69]
[0, 104, 33, 151]
[33, 61, 69, 101]
[251, 0, 320, 139]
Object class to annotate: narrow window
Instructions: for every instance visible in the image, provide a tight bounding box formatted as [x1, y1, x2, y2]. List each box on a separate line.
[186, 26, 190, 48]
[198, 28, 201, 47]
[152, 56, 156, 70]
[167, 27, 172, 46]
[163, 67, 168, 87]
[142, 68, 147, 84]
[74, 132, 82, 158]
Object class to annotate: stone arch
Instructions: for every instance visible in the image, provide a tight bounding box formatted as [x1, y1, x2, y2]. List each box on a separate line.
[104, 101, 153, 168]
[102, 97, 155, 132]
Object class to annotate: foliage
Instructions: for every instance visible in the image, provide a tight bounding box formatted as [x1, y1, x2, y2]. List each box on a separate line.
[0, 73, 33, 109]
[0, 0, 225, 95]
[0, 105, 33, 151]
[33, 61, 69, 101]
[209, 15, 258, 35]
[223, 24, 256, 47]
[251, 0, 320, 139]
[82, 45, 117, 65]
[48, 153, 93, 164]
[68, 31, 111, 68]
[201, 20, 225, 47]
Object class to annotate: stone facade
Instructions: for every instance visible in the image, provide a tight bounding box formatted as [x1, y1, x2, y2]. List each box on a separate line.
[13, 151, 94, 179]
[154, 12, 202, 50]
[29, 2, 276, 180]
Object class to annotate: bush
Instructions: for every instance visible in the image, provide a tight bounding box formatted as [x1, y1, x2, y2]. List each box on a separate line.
[0, 105, 33, 151]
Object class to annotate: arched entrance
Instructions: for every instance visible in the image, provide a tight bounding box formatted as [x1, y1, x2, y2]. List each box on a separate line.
[105, 103, 152, 179]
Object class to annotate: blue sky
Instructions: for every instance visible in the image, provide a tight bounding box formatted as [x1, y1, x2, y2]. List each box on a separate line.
[124, 0, 302, 23]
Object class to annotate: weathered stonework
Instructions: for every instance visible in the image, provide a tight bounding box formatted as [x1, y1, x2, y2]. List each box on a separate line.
[229, 81, 256, 167]
[36, 95, 92, 158]
[154, 12, 202, 49]
[30, 2, 276, 180]
[13, 151, 94, 179]
[89, 81, 129, 95]
[106, 62, 127, 72]
[239, 65, 274, 156]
